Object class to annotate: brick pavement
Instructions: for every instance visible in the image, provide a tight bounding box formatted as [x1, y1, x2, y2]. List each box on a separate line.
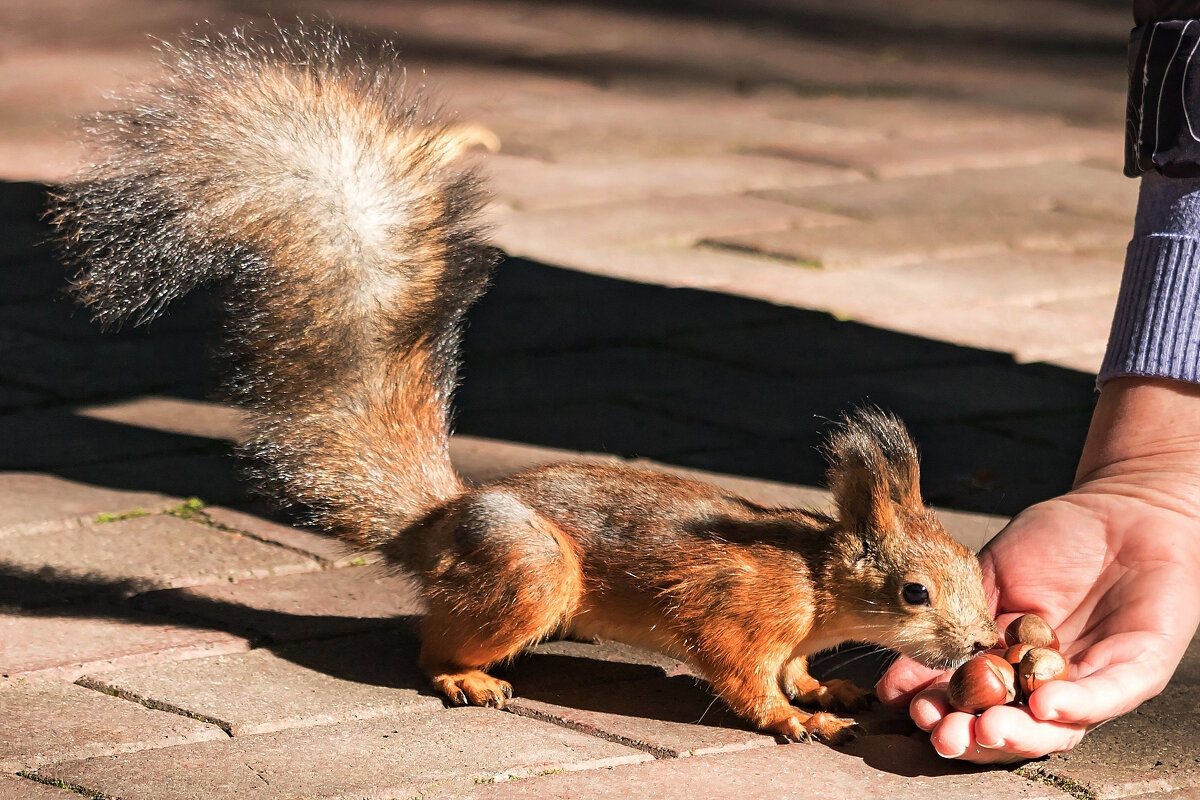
[0, 0, 1197, 798]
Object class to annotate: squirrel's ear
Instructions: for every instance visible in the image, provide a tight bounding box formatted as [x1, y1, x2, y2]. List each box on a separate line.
[823, 407, 923, 533]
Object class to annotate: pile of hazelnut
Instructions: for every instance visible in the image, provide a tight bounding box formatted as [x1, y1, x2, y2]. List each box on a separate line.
[946, 614, 1070, 713]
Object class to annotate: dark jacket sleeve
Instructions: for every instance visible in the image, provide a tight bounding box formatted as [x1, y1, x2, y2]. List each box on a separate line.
[1127, 1, 1200, 175]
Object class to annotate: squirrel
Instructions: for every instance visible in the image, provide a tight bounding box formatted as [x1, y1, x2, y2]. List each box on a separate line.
[51, 22, 999, 744]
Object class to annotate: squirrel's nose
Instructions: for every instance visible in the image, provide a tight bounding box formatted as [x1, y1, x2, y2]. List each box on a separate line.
[971, 640, 991, 655]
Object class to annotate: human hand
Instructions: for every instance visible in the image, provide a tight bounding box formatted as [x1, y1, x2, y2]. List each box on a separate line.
[876, 378, 1200, 763]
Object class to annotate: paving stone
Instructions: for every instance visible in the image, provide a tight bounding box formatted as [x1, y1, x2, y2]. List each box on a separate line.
[203, 506, 364, 568]
[425, 733, 1071, 799]
[757, 162, 1136, 223]
[77, 630, 442, 736]
[455, 400, 749, 462]
[511, 637, 692, 683]
[927, 507, 1010, 553]
[889, 252, 1122, 307]
[0, 608, 249, 682]
[37, 708, 651, 799]
[0, 473, 176, 537]
[638, 450, 1007, 550]
[513, 245, 1114, 371]
[454, 83, 873, 162]
[1046, 347, 1107, 374]
[0, 254, 61, 302]
[0, 773, 82, 799]
[626, 458, 832, 513]
[1032, 634, 1200, 800]
[0, 679, 224, 772]
[0, 327, 213, 401]
[0, 385, 48, 411]
[491, 239, 811, 298]
[466, 257, 793, 357]
[640, 361, 1092, 439]
[485, 153, 861, 212]
[0, 276, 219, 335]
[77, 396, 245, 443]
[625, 252, 1115, 368]
[131, 566, 423, 644]
[55, 451, 250, 509]
[1037, 290, 1123, 318]
[668, 417, 1079, 518]
[458, 346, 767, 413]
[0, 514, 320, 601]
[757, 121, 1119, 179]
[0, 182, 50, 262]
[850, 300, 1116, 366]
[507, 675, 778, 758]
[0, 408, 220, 472]
[905, 420, 1082, 513]
[704, 209, 1127, 271]
[493, 194, 849, 254]
[973, 408, 1096, 453]
[673, 313, 1011, 379]
[775, 94, 1083, 140]
[450, 434, 622, 485]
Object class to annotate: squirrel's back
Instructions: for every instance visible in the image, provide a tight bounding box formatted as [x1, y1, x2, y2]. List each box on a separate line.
[53, 23, 496, 546]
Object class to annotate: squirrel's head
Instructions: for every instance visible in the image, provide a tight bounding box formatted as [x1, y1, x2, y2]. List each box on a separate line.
[821, 408, 998, 671]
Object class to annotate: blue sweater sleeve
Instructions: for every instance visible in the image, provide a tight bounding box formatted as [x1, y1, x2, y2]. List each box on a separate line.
[1100, 172, 1200, 384]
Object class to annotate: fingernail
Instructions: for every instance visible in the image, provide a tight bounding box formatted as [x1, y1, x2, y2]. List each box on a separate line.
[935, 746, 965, 759]
[977, 738, 1004, 750]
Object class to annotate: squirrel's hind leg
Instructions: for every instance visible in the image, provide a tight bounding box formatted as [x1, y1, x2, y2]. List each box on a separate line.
[416, 490, 583, 709]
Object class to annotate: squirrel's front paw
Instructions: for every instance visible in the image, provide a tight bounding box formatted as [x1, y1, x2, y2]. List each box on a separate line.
[767, 711, 858, 745]
[790, 678, 874, 712]
[431, 670, 514, 708]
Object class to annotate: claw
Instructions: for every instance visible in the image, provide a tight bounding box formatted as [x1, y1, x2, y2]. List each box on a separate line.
[453, 690, 469, 706]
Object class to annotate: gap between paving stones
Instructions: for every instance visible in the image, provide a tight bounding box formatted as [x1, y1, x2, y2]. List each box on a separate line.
[1016, 766, 1098, 800]
[16, 772, 113, 800]
[73, 675, 236, 738]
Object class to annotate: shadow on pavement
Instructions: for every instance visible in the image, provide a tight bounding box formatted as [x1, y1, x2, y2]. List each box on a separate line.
[1, 180, 1096, 518]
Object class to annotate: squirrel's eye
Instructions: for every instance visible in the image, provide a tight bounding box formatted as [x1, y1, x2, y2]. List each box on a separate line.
[902, 582, 930, 606]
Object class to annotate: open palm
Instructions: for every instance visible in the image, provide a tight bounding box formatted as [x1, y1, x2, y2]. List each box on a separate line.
[878, 474, 1200, 763]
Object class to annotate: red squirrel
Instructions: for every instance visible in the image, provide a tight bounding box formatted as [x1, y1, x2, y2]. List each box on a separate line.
[53, 22, 998, 743]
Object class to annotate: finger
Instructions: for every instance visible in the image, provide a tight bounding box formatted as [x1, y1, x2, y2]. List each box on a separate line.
[1027, 664, 1164, 726]
[910, 686, 952, 731]
[973, 703, 1088, 759]
[875, 656, 945, 708]
[928, 707, 1080, 765]
[928, 711, 977, 760]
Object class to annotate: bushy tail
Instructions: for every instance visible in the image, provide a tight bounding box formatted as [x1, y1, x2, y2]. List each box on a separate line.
[52, 22, 497, 547]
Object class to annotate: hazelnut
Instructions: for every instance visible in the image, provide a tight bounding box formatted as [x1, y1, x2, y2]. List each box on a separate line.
[1018, 647, 1069, 695]
[1004, 643, 1035, 669]
[1006, 614, 1060, 649]
[947, 654, 1017, 713]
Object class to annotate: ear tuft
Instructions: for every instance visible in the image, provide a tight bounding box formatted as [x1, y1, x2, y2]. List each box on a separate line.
[823, 406, 923, 531]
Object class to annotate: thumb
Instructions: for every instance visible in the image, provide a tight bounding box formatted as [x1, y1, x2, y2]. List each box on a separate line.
[875, 654, 946, 708]
[1027, 660, 1170, 726]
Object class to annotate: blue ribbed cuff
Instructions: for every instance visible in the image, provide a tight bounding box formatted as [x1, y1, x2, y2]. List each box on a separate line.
[1099, 233, 1200, 385]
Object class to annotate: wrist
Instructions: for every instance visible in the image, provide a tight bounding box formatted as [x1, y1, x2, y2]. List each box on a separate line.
[1074, 377, 1200, 516]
